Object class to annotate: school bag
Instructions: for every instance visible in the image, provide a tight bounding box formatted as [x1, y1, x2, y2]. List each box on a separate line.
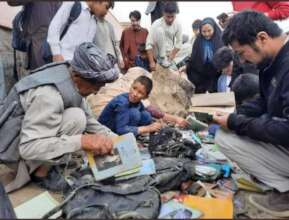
[42, 176, 161, 219]
[42, 2, 82, 63]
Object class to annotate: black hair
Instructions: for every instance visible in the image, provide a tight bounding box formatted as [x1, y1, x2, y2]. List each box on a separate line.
[163, 2, 178, 14]
[133, 75, 153, 96]
[213, 46, 234, 70]
[192, 19, 202, 30]
[129, 10, 141, 21]
[98, 0, 114, 9]
[217, 13, 229, 22]
[231, 73, 259, 105]
[138, 43, 146, 53]
[223, 10, 282, 46]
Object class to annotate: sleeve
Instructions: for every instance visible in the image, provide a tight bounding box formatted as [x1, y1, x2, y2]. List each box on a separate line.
[146, 105, 165, 119]
[80, 99, 117, 137]
[266, 2, 289, 20]
[236, 94, 267, 117]
[174, 22, 183, 49]
[146, 25, 155, 50]
[47, 2, 74, 56]
[109, 22, 123, 62]
[120, 30, 127, 58]
[19, 86, 82, 161]
[114, 102, 139, 136]
[228, 74, 289, 146]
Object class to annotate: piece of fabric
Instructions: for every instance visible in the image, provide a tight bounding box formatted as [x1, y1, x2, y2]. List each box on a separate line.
[186, 17, 223, 93]
[232, 1, 289, 21]
[217, 74, 231, 93]
[94, 19, 123, 63]
[120, 27, 148, 69]
[215, 129, 289, 192]
[202, 39, 214, 63]
[146, 17, 182, 59]
[47, 2, 97, 61]
[228, 40, 289, 147]
[70, 42, 119, 82]
[98, 93, 152, 136]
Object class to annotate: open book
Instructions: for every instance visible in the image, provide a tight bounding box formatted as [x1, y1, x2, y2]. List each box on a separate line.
[87, 133, 142, 181]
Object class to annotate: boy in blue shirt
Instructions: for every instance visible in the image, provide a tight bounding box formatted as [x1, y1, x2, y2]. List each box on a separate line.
[134, 44, 150, 71]
[98, 76, 162, 136]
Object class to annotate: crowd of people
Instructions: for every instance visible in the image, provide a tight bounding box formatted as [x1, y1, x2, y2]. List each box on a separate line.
[1, 0, 289, 217]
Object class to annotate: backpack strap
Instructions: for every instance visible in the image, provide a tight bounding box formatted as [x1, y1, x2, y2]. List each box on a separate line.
[60, 1, 82, 40]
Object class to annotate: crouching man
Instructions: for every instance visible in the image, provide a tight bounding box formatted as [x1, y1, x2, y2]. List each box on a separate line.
[0, 42, 119, 192]
[213, 11, 289, 217]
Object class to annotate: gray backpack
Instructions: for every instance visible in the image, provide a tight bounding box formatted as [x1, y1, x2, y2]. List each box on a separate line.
[43, 176, 161, 219]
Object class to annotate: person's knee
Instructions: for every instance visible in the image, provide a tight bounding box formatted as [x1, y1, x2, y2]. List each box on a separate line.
[215, 129, 236, 151]
[60, 108, 87, 135]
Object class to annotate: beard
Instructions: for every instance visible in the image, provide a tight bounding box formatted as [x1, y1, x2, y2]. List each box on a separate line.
[257, 56, 273, 71]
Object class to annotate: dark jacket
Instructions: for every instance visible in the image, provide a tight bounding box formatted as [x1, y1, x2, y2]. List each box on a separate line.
[228, 40, 289, 147]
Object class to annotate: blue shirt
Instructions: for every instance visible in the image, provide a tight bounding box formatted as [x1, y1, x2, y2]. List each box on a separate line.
[135, 55, 150, 71]
[98, 93, 152, 136]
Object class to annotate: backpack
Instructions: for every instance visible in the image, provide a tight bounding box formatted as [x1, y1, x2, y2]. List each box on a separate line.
[43, 176, 161, 219]
[152, 157, 195, 193]
[42, 2, 82, 63]
[148, 127, 201, 159]
[11, 7, 29, 52]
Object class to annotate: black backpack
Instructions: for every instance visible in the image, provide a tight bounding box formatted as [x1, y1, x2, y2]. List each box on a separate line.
[42, 2, 82, 63]
[42, 176, 161, 219]
[11, 7, 29, 52]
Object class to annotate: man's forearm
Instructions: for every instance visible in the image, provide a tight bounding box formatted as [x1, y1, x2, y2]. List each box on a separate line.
[146, 49, 155, 64]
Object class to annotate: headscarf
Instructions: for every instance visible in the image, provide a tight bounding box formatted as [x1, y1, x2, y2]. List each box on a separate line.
[70, 42, 119, 83]
[186, 17, 224, 92]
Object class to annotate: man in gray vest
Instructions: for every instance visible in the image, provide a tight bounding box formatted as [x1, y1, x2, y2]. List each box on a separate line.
[0, 42, 119, 192]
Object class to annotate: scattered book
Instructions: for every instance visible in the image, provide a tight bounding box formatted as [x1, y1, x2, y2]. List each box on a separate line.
[87, 133, 142, 181]
[116, 159, 156, 180]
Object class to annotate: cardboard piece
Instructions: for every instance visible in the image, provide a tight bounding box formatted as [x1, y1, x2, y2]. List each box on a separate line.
[191, 92, 236, 107]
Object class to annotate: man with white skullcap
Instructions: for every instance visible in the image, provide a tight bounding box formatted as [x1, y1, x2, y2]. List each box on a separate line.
[0, 42, 119, 192]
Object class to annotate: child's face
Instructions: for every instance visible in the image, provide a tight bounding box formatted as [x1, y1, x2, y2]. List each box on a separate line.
[129, 82, 148, 103]
[140, 52, 148, 60]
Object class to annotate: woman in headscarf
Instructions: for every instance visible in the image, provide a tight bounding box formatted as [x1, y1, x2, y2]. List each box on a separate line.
[186, 17, 224, 93]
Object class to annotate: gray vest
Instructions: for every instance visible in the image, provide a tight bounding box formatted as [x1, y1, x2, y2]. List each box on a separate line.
[0, 62, 82, 163]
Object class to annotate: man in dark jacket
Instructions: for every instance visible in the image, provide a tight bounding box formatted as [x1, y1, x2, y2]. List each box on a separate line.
[214, 11, 289, 217]
[8, 1, 61, 70]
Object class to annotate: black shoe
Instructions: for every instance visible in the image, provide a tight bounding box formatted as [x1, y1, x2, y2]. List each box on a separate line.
[31, 166, 70, 193]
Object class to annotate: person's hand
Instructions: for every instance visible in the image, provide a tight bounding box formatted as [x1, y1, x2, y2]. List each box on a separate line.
[148, 122, 162, 132]
[178, 65, 186, 73]
[81, 134, 113, 155]
[175, 117, 188, 128]
[52, 54, 65, 62]
[213, 111, 230, 129]
[149, 61, 156, 71]
[118, 60, 125, 70]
